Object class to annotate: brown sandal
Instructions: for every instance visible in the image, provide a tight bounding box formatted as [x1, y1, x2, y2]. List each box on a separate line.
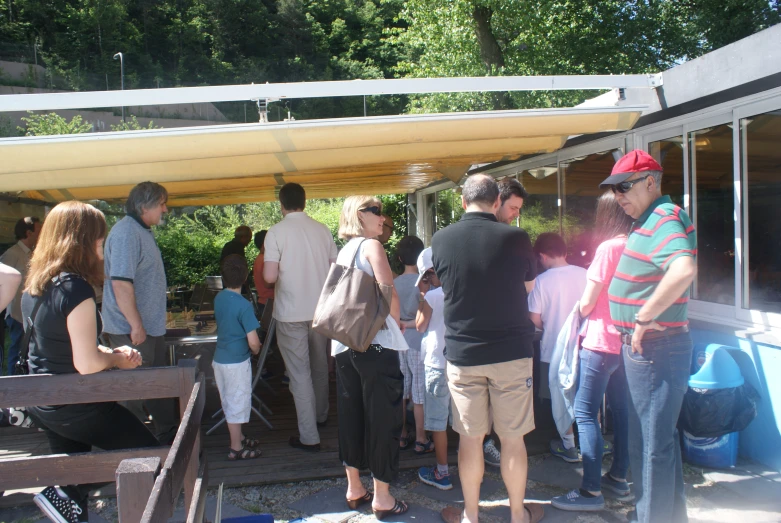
[346, 490, 373, 510]
[373, 499, 408, 520]
[227, 446, 261, 460]
[440, 506, 463, 523]
[525, 503, 544, 523]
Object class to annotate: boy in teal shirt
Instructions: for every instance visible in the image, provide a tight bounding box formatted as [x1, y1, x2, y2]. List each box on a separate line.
[214, 254, 262, 460]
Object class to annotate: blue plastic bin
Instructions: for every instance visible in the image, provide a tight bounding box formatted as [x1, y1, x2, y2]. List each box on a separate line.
[222, 516, 274, 523]
[681, 346, 742, 468]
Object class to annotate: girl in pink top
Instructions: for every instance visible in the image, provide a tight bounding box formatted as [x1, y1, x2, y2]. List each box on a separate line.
[552, 192, 634, 512]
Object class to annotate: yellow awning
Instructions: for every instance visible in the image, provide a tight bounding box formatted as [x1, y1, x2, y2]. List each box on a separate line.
[0, 106, 641, 206]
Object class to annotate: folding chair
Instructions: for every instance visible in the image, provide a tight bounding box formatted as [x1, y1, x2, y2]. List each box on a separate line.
[188, 284, 206, 310]
[207, 302, 277, 435]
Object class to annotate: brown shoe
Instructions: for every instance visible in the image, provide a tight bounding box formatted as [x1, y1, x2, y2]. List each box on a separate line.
[441, 506, 464, 523]
[525, 503, 544, 523]
[346, 490, 372, 510]
[373, 500, 408, 521]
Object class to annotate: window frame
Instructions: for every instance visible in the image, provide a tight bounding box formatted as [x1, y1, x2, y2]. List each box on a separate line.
[683, 113, 735, 307]
[734, 96, 781, 328]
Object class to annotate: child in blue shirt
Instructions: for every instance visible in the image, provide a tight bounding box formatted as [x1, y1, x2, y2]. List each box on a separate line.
[214, 254, 262, 460]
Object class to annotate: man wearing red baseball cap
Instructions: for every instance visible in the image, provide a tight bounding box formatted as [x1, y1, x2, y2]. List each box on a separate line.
[599, 150, 697, 523]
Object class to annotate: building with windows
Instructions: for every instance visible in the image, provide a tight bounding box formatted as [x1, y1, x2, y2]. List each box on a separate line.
[412, 23, 781, 472]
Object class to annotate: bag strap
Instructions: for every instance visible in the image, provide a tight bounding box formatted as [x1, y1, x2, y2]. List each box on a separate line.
[346, 238, 368, 269]
[18, 298, 42, 367]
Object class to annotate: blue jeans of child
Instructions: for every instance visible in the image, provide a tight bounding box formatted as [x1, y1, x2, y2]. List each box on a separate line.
[623, 331, 692, 523]
[574, 348, 629, 493]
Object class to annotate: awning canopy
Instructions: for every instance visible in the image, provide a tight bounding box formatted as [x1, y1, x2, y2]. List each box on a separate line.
[0, 106, 642, 207]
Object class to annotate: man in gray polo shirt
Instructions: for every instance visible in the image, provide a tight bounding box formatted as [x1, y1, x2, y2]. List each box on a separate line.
[102, 181, 177, 443]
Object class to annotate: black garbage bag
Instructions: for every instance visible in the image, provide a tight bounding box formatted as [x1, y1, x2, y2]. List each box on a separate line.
[678, 382, 760, 438]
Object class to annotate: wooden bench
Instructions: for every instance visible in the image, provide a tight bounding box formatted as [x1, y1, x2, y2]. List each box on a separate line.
[0, 359, 207, 522]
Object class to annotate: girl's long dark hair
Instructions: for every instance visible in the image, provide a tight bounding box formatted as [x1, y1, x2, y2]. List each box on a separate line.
[592, 191, 634, 248]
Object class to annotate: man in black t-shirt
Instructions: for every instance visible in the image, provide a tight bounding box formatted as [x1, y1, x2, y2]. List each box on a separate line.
[432, 174, 541, 523]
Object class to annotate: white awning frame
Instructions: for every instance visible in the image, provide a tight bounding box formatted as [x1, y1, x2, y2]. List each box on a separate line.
[0, 74, 662, 113]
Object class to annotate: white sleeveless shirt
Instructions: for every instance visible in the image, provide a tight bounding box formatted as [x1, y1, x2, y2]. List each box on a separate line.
[330, 237, 409, 356]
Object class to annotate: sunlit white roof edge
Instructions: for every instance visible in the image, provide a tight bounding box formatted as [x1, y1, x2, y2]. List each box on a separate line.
[0, 105, 647, 146]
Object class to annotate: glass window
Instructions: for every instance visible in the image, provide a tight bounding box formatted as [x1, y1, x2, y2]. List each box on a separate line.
[519, 165, 559, 244]
[648, 137, 685, 208]
[560, 150, 620, 267]
[422, 192, 436, 245]
[435, 188, 463, 230]
[690, 124, 735, 305]
[742, 112, 781, 313]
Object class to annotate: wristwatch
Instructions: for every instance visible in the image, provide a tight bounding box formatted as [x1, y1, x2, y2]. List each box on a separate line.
[634, 313, 653, 326]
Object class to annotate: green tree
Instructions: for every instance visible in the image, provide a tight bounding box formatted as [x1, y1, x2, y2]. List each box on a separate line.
[394, 0, 778, 113]
[19, 112, 92, 135]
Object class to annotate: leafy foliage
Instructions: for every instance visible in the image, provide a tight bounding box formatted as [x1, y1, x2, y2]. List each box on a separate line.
[393, 0, 780, 112]
[18, 111, 92, 135]
[110, 115, 160, 131]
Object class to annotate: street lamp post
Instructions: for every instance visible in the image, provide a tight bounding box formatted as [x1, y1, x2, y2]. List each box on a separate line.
[113, 52, 125, 122]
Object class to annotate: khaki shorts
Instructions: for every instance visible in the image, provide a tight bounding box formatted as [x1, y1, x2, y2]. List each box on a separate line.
[447, 358, 535, 438]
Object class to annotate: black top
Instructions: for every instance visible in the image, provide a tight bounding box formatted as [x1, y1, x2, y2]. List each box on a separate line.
[22, 274, 101, 376]
[431, 212, 538, 366]
[220, 238, 246, 261]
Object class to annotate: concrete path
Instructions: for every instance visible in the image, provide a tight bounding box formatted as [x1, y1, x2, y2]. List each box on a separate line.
[2, 457, 779, 522]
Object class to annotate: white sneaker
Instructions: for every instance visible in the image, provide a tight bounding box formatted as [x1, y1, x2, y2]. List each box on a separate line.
[483, 438, 501, 466]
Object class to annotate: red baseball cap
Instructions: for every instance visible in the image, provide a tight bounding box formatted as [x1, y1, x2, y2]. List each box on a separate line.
[599, 150, 663, 188]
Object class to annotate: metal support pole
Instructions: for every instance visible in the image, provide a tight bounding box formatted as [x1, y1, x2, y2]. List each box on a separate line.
[113, 52, 125, 122]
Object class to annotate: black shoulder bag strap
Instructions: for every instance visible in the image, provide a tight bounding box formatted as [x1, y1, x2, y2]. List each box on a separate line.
[14, 297, 42, 375]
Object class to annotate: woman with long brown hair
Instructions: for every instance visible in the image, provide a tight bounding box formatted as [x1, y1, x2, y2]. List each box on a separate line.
[22, 201, 159, 523]
[552, 191, 634, 512]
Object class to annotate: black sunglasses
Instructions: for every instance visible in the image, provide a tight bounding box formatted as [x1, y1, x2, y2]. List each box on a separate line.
[359, 206, 382, 216]
[611, 175, 651, 194]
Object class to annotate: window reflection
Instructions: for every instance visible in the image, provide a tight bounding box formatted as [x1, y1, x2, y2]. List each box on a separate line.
[518, 165, 559, 244]
[561, 150, 621, 267]
[743, 112, 781, 313]
[435, 188, 463, 230]
[691, 124, 735, 305]
[649, 137, 685, 208]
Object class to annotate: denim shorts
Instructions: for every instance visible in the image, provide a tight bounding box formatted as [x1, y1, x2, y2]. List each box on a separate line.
[423, 366, 451, 431]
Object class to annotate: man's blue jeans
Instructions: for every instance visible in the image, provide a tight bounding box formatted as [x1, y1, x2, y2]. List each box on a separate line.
[623, 331, 692, 523]
[5, 316, 24, 375]
[575, 348, 629, 492]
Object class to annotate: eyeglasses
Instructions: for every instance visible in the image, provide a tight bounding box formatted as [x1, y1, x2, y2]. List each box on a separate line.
[359, 206, 382, 216]
[611, 175, 651, 194]
[383, 223, 394, 232]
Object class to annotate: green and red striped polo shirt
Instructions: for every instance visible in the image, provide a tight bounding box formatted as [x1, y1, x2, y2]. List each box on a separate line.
[608, 195, 697, 334]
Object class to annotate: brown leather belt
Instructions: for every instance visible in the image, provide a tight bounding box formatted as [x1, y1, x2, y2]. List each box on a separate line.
[620, 325, 689, 345]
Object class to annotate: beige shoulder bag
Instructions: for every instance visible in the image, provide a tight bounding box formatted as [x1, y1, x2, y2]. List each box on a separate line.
[312, 239, 392, 352]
